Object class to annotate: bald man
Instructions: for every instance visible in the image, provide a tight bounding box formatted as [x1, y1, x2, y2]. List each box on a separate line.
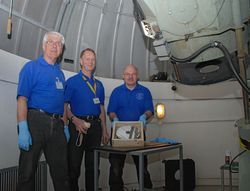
[107, 64, 154, 190]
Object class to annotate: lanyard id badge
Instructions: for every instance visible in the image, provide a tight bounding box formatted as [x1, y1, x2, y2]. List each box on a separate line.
[55, 77, 63, 89]
[93, 97, 100, 104]
[82, 75, 100, 104]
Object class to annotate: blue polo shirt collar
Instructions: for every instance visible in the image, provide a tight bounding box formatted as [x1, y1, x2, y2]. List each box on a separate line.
[37, 56, 60, 68]
[122, 83, 141, 91]
[81, 71, 95, 85]
[80, 71, 94, 79]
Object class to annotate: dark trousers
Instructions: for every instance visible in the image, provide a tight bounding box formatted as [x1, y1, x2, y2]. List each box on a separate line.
[68, 119, 102, 191]
[17, 110, 70, 191]
[109, 130, 152, 191]
[109, 154, 152, 191]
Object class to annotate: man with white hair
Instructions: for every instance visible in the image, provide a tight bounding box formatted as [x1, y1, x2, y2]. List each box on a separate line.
[16, 31, 70, 191]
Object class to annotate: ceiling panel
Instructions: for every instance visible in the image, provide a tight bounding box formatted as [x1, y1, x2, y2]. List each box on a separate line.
[0, 0, 160, 81]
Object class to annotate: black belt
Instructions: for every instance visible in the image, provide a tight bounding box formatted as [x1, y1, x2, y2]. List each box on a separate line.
[77, 115, 99, 121]
[29, 108, 62, 119]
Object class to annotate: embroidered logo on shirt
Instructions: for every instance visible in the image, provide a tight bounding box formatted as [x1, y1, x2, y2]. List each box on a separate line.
[136, 93, 144, 100]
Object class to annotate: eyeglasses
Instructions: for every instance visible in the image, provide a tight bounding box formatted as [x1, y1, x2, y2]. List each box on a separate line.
[124, 73, 137, 77]
[46, 40, 62, 47]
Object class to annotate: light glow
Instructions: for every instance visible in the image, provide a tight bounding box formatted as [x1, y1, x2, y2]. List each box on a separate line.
[156, 103, 165, 119]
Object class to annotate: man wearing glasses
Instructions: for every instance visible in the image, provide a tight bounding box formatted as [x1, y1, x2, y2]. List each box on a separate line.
[16, 31, 70, 191]
[107, 64, 154, 190]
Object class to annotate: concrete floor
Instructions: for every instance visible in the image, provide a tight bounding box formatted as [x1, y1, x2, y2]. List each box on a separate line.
[95, 185, 239, 191]
[195, 185, 238, 191]
[129, 185, 239, 191]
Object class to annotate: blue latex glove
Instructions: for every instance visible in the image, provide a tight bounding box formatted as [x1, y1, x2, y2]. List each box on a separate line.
[64, 125, 70, 143]
[139, 114, 147, 126]
[150, 137, 177, 144]
[18, 121, 32, 151]
[111, 117, 119, 128]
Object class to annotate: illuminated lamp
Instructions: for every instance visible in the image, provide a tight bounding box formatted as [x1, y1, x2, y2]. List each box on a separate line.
[155, 103, 165, 119]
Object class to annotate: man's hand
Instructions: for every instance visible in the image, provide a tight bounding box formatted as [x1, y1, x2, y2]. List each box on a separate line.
[112, 117, 119, 128]
[64, 125, 70, 142]
[102, 129, 110, 145]
[139, 114, 147, 126]
[18, 121, 32, 151]
[72, 117, 91, 134]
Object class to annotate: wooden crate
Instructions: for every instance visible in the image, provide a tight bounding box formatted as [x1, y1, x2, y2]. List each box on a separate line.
[112, 121, 144, 147]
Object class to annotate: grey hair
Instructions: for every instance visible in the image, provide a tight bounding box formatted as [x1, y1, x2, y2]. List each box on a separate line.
[43, 31, 65, 45]
[123, 64, 138, 74]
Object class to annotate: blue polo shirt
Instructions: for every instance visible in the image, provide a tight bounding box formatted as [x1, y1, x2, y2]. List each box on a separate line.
[64, 71, 105, 116]
[17, 56, 65, 114]
[107, 83, 154, 121]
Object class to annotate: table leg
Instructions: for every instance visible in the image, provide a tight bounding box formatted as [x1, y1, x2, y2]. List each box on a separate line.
[221, 168, 224, 191]
[139, 153, 144, 191]
[94, 150, 99, 191]
[179, 145, 183, 191]
[229, 169, 232, 191]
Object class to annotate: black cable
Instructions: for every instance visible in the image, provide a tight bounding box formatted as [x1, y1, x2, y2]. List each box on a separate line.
[170, 41, 250, 94]
[229, 150, 247, 173]
[215, 42, 250, 94]
[170, 42, 215, 63]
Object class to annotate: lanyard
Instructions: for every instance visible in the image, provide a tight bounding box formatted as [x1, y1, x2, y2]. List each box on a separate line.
[82, 75, 96, 96]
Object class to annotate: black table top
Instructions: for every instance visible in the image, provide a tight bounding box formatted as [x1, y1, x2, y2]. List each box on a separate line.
[94, 142, 181, 153]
